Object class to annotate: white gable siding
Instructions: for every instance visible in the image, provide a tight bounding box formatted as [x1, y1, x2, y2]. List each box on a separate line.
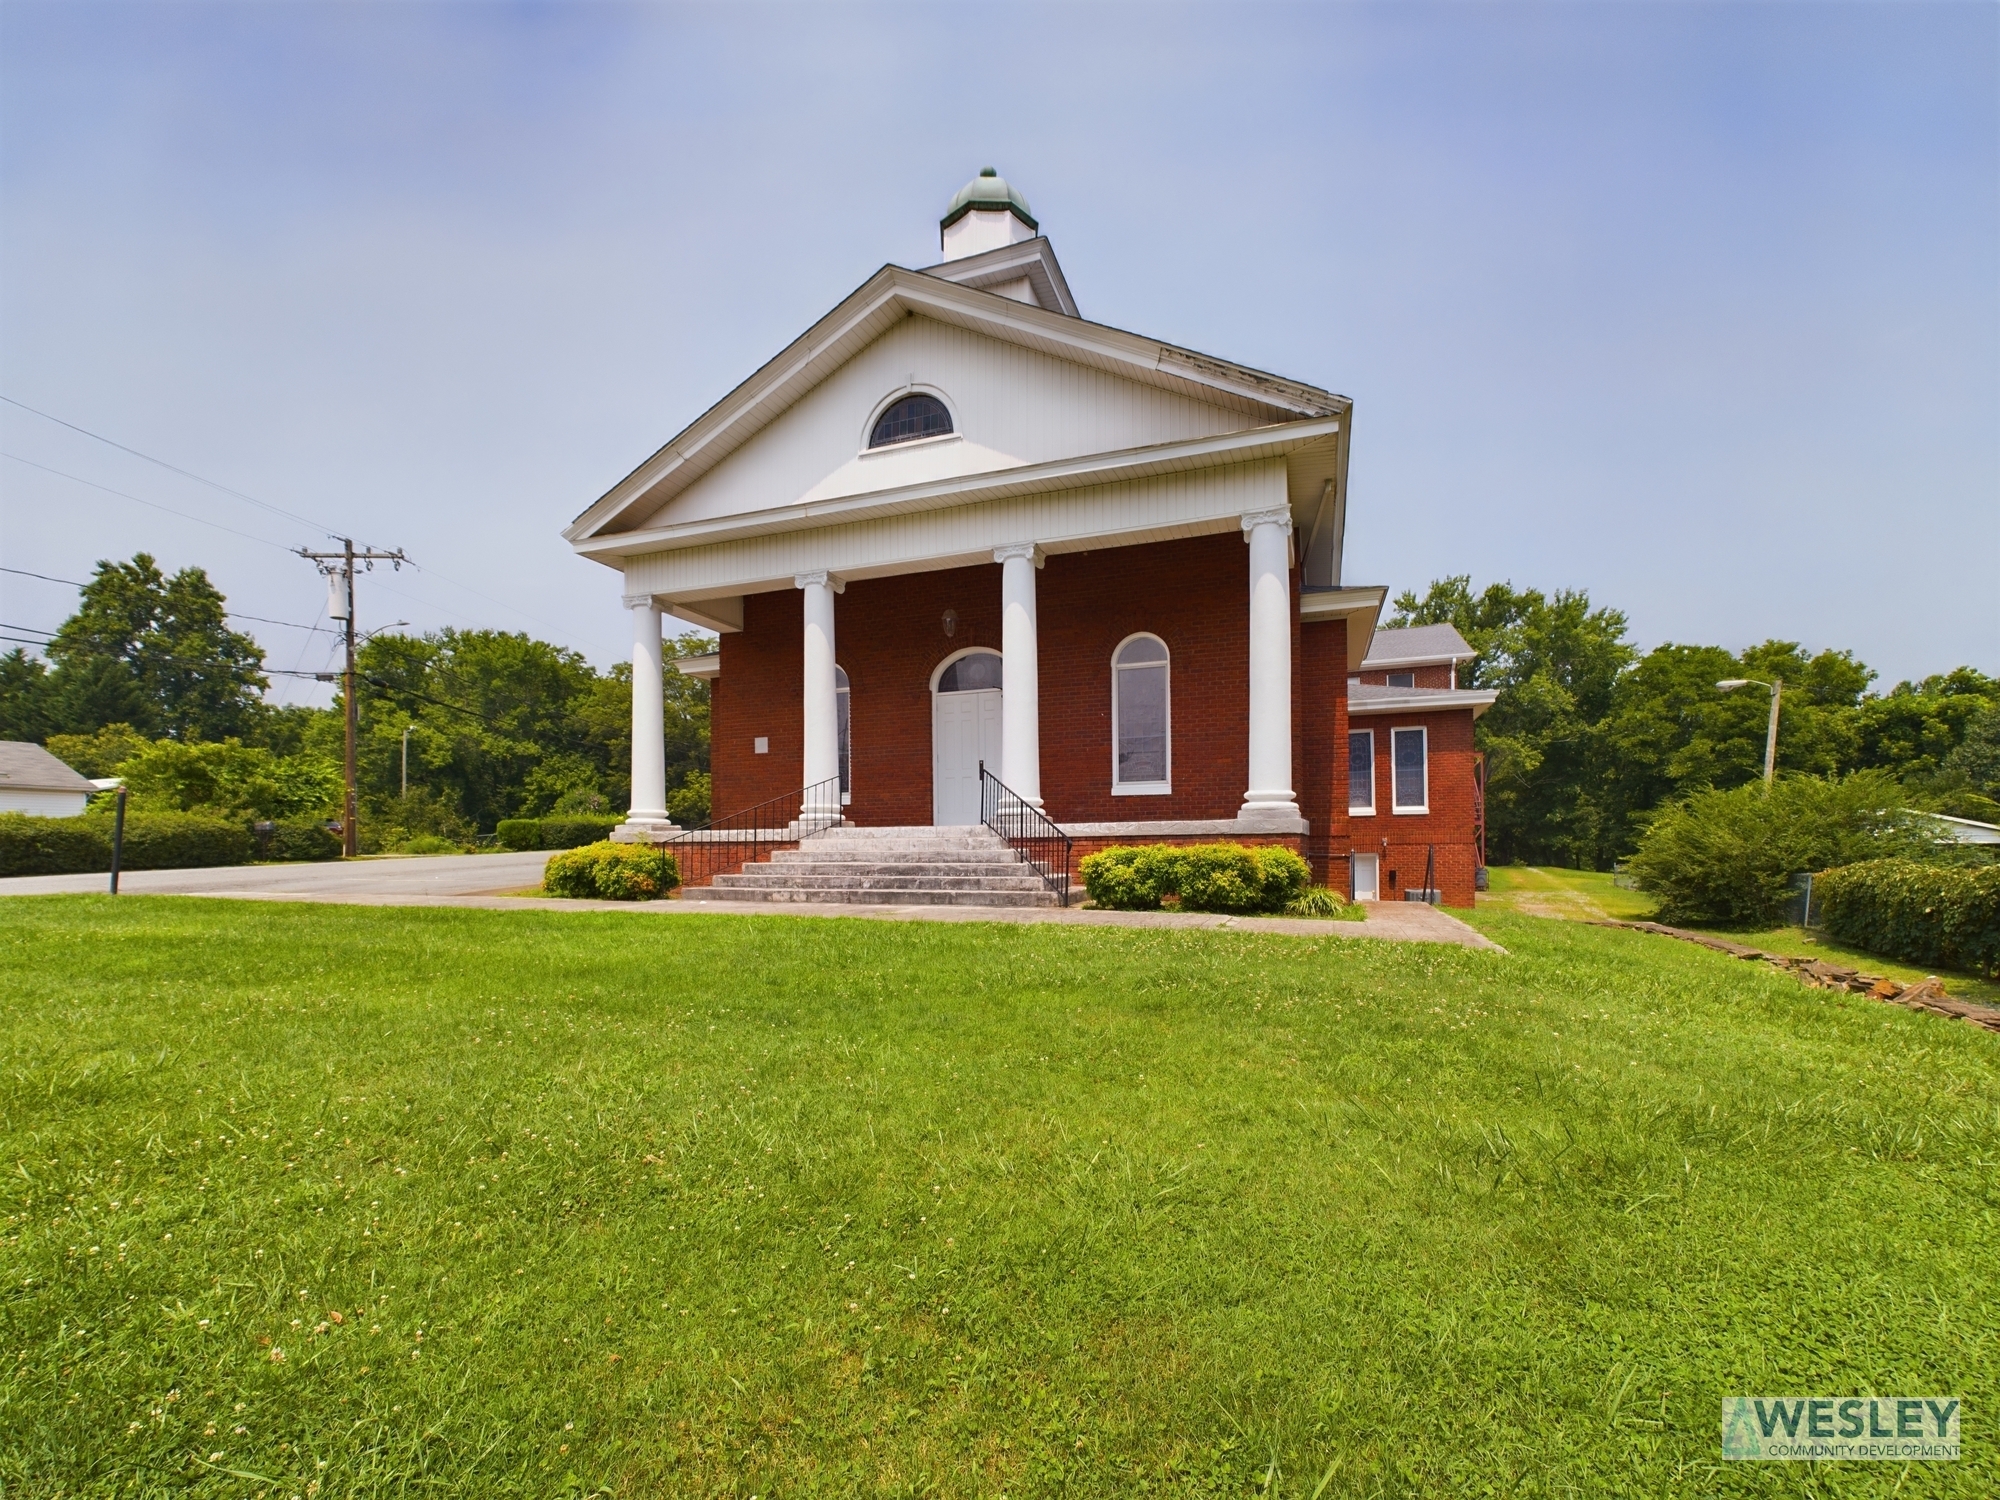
[638, 315, 1254, 532]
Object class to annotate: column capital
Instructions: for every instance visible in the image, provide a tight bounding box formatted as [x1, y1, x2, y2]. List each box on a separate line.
[794, 571, 845, 593]
[621, 592, 658, 610]
[993, 542, 1044, 567]
[1240, 506, 1294, 537]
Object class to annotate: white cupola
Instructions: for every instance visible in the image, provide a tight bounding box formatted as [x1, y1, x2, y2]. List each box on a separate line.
[940, 168, 1038, 261]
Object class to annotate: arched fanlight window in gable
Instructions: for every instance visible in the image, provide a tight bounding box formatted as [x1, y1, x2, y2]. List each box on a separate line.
[1112, 634, 1171, 794]
[868, 394, 953, 449]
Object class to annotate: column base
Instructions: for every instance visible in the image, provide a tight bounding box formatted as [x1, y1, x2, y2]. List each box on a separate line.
[1236, 798, 1303, 830]
[610, 817, 681, 844]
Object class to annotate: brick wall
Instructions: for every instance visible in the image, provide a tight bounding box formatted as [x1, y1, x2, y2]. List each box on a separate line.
[1346, 708, 1480, 905]
[706, 533, 1482, 907]
[1357, 664, 1458, 689]
[713, 533, 1256, 826]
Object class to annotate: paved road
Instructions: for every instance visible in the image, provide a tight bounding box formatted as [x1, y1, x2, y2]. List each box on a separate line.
[0, 850, 551, 899]
[0, 851, 1499, 949]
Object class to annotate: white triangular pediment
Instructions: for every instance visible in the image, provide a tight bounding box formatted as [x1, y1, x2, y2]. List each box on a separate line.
[633, 311, 1260, 534]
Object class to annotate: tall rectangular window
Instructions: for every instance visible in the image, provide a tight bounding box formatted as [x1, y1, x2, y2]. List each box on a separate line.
[1348, 730, 1374, 814]
[1391, 727, 1428, 813]
[1112, 635, 1171, 792]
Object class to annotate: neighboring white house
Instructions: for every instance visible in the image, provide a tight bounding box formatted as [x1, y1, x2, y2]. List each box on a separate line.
[0, 742, 97, 817]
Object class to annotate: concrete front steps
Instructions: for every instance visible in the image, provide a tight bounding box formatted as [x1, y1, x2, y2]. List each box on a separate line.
[681, 824, 1059, 907]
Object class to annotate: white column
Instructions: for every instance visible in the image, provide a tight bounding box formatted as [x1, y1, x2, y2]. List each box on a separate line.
[1240, 507, 1297, 821]
[796, 571, 842, 820]
[622, 593, 672, 831]
[994, 543, 1043, 806]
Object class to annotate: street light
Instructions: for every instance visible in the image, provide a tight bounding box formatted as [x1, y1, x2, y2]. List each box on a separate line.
[1717, 677, 1782, 787]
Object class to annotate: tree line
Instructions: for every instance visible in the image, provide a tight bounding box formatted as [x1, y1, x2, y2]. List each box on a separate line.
[0, 554, 712, 847]
[1388, 576, 1999, 868]
[3, 554, 1992, 862]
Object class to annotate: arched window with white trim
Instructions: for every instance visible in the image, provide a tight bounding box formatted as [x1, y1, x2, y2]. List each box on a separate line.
[868, 394, 953, 448]
[1112, 634, 1170, 794]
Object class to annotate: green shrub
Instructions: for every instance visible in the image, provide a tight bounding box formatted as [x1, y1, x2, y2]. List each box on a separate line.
[538, 815, 622, 850]
[0, 813, 112, 875]
[668, 771, 712, 826]
[1283, 887, 1362, 920]
[542, 840, 679, 901]
[89, 812, 254, 871]
[495, 818, 542, 852]
[1815, 859, 2000, 979]
[400, 835, 460, 855]
[261, 819, 341, 863]
[1625, 772, 1928, 927]
[1080, 843, 1311, 915]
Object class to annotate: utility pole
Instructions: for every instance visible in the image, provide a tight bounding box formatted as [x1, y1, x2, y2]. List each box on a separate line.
[299, 539, 407, 856]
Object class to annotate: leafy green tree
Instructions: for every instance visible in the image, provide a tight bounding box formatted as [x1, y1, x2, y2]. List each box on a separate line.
[1626, 771, 1931, 927]
[43, 724, 153, 779]
[344, 627, 710, 832]
[0, 649, 54, 741]
[1390, 577, 1633, 866]
[113, 739, 342, 820]
[42, 555, 267, 740]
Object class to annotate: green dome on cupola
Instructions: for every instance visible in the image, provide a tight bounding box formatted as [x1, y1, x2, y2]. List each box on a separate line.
[942, 167, 1037, 231]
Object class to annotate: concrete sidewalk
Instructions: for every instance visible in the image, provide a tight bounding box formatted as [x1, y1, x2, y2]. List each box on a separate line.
[0, 852, 1501, 950]
[0, 850, 553, 900]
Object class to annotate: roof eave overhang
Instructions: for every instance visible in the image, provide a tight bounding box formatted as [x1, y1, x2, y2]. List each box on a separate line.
[1299, 585, 1387, 671]
[564, 266, 1347, 546]
[1348, 688, 1501, 721]
[572, 417, 1346, 562]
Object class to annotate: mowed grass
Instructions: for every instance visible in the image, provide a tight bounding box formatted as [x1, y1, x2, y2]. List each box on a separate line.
[1480, 865, 2000, 1005]
[2, 899, 1997, 1498]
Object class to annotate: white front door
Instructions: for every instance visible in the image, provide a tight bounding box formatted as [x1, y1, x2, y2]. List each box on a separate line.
[933, 688, 1002, 825]
[1351, 852, 1380, 902]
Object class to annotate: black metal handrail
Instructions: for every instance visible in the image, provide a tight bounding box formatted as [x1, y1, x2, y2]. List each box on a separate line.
[661, 776, 841, 891]
[979, 762, 1073, 907]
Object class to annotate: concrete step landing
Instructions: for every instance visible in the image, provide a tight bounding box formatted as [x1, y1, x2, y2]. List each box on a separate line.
[682, 824, 1061, 907]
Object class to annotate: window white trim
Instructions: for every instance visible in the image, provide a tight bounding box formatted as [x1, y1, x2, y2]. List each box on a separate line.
[929, 646, 1003, 694]
[1390, 725, 1429, 814]
[1111, 631, 1171, 795]
[835, 664, 852, 805]
[859, 384, 960, 453]
[1348, 728, 1375, 816]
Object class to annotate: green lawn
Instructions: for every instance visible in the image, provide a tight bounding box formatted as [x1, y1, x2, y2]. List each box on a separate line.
[1481, 866, 2000, 1006]
[4, 898, 1996, 1497]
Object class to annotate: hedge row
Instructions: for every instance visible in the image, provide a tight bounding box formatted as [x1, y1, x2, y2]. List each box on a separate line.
[0, 811, 257, 876]
[496, 815, 623, 852]
[1815, 858, 2000, 980]
[1080, 842, 1311, 915]
[543, 841, 679, 901]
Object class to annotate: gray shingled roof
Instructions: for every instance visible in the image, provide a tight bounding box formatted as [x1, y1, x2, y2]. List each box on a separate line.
[1361, 623, 1475, 669]
[0, 741, 97, 794]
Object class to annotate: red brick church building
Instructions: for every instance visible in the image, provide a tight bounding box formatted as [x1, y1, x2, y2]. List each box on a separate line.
[565, 171, 1494, 905]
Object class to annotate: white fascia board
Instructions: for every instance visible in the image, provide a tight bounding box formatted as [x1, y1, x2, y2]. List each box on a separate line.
[1359, 652, 1475, 668]
[674, 653, 721, 680]
[572, 418, 1343, 562]
[565, 267, 1347, 544]
[922, 237, 1080, 317]
[627, 458, 1286, 604]
[1299, 585, 1386, 670]
[1348, 688, 1500, 721]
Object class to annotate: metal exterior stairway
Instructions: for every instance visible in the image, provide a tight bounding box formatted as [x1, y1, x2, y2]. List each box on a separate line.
[681, 825, 1058, 907]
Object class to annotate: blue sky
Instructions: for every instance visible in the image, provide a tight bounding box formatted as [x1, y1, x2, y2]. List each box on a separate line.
[2, 1, 1993, 700]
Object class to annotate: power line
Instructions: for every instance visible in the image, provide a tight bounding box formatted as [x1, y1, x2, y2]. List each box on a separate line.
[2, 452, 298, 551]
[0, 565, 86, 588]
[0, 564, 333, 634]
[0, 393, 343, 538]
